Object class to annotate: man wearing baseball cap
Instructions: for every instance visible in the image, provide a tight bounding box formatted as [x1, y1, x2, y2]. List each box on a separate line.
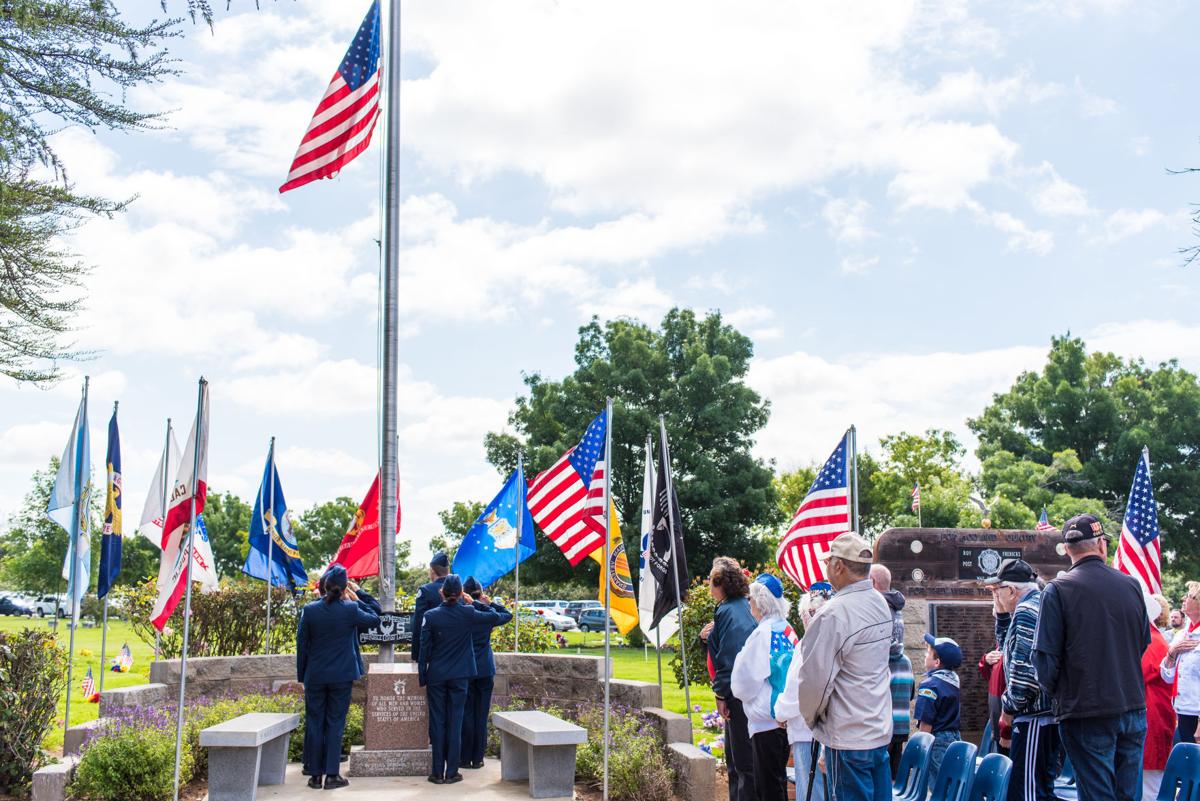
[794, 532, 893, 801]
[1033, 514, 1150, 801]
[985, 559, 1057, 801]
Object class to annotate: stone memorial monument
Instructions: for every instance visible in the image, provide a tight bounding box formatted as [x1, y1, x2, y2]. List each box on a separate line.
[874, 527, 1070, 738]
[348, 662, 432, 776]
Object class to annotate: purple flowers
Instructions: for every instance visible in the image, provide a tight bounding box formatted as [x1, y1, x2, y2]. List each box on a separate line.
[700, 708, 724, 731]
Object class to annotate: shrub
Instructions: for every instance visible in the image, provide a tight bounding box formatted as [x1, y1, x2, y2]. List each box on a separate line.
[71, 726, 191, 801]
[0, 629, 67, 794]
[489, 610, 557, 654]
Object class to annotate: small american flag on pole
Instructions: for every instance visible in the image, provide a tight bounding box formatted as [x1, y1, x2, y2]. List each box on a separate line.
[527, 412, 609, 565]
[776, 433, 852, 589]
[911, 483, 921, 512]
[1112, 449, 1162, 594]
[279, 1, 381, 193]
[1036, 508, 1055, 532]
[81, 666, 95, 699]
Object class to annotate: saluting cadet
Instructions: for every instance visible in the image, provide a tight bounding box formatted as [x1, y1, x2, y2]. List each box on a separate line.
[460, 575, 513, 770]
[418, 573, 501, 784]
[411, 552, 450, 661]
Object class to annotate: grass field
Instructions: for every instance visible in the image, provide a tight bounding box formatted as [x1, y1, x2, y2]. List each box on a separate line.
[3, 617, 717, 753]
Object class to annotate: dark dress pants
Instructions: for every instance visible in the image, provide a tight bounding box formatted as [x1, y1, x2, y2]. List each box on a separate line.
[428, 678, 470, 779]
[752, 727, 790, 801]
[461, 674, 495, 765]
[724, 697, 757, 801]
[304, 681, 353, 778]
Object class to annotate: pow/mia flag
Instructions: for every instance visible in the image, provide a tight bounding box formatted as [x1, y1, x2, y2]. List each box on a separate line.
[648, 423, 690, 630]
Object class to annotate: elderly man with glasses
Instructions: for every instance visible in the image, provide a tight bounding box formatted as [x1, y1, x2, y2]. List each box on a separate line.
[985, 559, 1058, 801]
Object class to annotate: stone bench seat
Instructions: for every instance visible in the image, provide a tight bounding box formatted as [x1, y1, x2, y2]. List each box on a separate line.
[493, 710, 587, 799]
[199, 712, 300, 801]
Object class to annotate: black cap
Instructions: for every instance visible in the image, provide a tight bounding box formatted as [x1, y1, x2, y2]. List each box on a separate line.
[441, 574, 463, 596]
[463, 576, 482, 594]
[1063, 513, 1105, 543]
[983, 558, 1037, 585]
[430, 552, 450, 569]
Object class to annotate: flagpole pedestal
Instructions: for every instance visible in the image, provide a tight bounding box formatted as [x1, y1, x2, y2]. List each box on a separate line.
[350, 663, 432, 777]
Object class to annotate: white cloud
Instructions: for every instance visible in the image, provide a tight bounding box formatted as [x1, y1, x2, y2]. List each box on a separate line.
[840, 255, 881, 274]
[822, 198, 876, 243]
[723, 306, 776, 329]
[1032, 168, 1092, 217]
[1074, 77, 1119, 117]
[1103, 208, 1170, 243]
[981, 209, 1054, 255]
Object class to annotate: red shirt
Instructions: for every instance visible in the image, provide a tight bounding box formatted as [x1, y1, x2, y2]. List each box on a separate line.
[1143, 627, 1176, 770]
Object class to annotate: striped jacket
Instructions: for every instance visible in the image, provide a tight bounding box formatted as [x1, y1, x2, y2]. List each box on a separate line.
[996, 588, 1053, 718]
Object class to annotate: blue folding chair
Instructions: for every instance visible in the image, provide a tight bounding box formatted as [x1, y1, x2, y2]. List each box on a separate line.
[968, 753, 1012, 801]
[978, 720, 994, 757]
[894, 732, 935, 801]
[1159, 742, 1200, 801]
[928, 741, 979, 801]
[1055, 753, 1077, 801]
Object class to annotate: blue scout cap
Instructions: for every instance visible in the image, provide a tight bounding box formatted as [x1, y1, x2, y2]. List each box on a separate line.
[923, 633, 963, 669]
[755, 573, 784, 599]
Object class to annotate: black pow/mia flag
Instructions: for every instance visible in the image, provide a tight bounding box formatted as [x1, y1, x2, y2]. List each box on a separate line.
[648, 426, 689, 630]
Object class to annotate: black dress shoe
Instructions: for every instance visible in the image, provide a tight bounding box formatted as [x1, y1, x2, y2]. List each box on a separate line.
[445, 773, 464, 784]
[302, 767, 311, 776]
[461, 761, 479, 770]
[475, 759, 485, 769]
[428, 775, 445, 784]
[323, 775, 349, 790]
[307, 776, 323, 789]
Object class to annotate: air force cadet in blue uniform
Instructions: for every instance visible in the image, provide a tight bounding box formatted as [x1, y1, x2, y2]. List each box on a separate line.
[418, 573, 501, 784]
[411, 551, 450, 662]
[460, 575, 513, 770]
[296, 565, 380, 790]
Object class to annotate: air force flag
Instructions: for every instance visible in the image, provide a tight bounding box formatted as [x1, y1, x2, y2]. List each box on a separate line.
[452, 467, 536, 588]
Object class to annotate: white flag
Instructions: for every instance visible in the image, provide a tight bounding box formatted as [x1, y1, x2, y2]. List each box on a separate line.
[47, 392, 91, 617]
[638, 442, 678, 643]
[152, 384, 218, 631]
[137, 427, 182, 545]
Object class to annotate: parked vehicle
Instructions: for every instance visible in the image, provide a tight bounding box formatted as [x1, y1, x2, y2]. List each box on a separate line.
[526, 607, 577, 631]
[32, 595, 66, 618]
[563, 600, 602, 621]
[525, 599, 570, 614]
[0, 597, 33, 617]
[577, 608, 618, 633]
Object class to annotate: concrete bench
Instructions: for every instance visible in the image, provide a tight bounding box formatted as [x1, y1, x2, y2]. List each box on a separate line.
[199, 712, 300, 801]
[493, 710, 587, 799]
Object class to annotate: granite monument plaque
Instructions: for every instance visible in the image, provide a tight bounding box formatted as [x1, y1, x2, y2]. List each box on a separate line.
[349, 662, 431, 776]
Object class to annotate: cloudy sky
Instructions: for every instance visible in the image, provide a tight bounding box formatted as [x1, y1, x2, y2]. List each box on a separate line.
[2, 0, 1198, 562]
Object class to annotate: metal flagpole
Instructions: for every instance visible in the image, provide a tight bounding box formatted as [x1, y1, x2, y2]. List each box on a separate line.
[154, 418, 171, 666]
[264, 437, 276, 655]
[376, 0, 402, 666]
[98, 400, 117, 696]
[63, 376, 89, 739]
[602, 399, 614, 801]
[515, 452, 523, 653]
[850, 425, 860, 534]
[654, 624, 662, 694]
[172, 379, 206, 801]
[659, 415, 693, 733]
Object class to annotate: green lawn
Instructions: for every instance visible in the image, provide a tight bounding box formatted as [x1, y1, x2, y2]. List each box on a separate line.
[5, 617, 718, 754]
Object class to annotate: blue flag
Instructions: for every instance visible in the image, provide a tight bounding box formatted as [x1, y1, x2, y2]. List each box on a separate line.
[48, 392, 91, 614]
[98, 408, 123, 598]
[452, 467, 536, 588]
[241, 450, 307, 590]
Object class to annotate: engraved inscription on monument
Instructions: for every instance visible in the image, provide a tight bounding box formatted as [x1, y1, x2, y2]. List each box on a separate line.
[364, 663, 428, 751]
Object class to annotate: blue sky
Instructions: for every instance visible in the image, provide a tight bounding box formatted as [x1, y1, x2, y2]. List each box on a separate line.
[2, 0, 1198, 562]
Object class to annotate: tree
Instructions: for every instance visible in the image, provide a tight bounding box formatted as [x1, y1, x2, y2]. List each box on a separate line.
[430, 500, 485, 564]
[485, 309, 777, 584]
[0, 2, 178, 383]
[971, 335, 1200, 572]
[294, 497, 359, 569]
[201, 490, 252, 577]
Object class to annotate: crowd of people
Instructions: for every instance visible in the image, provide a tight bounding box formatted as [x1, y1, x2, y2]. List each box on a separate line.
[702, 514, 1181, 801]
[292, 512, 1185, 800]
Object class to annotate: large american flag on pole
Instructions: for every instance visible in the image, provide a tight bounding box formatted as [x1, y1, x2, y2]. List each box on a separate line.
[1113, 449, 1162, 594]
[528, 412, 608, 566]
[776, 433, 852, 589]
[279, 1, 381, 193]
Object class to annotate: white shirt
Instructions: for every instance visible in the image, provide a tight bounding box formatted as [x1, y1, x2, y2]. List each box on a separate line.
[1161, 626, 1200, 715]
[775, 635, 815, 745]
[731, 616, 794, 738]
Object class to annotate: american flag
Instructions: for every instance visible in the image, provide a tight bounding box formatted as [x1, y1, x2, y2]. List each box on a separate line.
[1113, 450, 1162, 594]
[911, 483, 921, 512]
[528, 412, 609, 565]
[279, 1, 381, 193]
[776, 433, 851, 589]
[1036, 508, 1055, 532]
[81, 666, 95, 698]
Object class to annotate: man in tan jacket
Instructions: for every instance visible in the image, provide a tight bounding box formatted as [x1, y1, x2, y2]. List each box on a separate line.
[795, 532, 894, 801]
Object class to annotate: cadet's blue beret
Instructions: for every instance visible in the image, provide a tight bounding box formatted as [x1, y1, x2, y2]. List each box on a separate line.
[441, 574, 463, 596]
[463, 576, 482, 594]
[430, 552, 450, 568]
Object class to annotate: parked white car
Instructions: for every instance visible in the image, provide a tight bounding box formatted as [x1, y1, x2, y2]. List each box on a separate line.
[526, 606, 578, 631]
[31, 594, 66, 618]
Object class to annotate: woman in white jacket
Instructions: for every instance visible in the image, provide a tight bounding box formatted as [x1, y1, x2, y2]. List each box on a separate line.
[731, 574, 796, 801]
[775, 584, 832, 801]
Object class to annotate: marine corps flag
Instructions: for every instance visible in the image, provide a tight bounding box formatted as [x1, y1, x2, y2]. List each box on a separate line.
[330, 473, 400, 579]
[649, 422, 689, 631]
[589, 502, 639, 636]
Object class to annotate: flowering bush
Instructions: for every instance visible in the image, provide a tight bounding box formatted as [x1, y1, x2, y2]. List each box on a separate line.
[698, 733, 725, 760]
[700, 706, 725, 731]
[0, 629, 67, 795]
[71, 726, 188, 801]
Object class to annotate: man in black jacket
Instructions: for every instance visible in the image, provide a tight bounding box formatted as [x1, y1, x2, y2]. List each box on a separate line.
[1033, 514, 1150, 801]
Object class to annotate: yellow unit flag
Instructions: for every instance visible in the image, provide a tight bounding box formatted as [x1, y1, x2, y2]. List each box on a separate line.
[589, 501, 639, 636]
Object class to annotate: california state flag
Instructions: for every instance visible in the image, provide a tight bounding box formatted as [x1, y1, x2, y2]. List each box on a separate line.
[151, 382, 219, 631]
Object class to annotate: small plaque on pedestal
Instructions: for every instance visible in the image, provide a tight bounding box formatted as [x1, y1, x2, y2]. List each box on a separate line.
[349, 662, 431, 777]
